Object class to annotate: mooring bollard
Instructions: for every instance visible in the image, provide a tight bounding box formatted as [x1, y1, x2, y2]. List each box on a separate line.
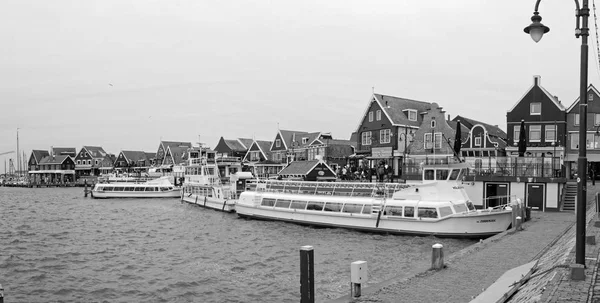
[1, 283, 4, 303]
[516, 216, 523, 231]
[431, 243, 444, 270]
[350, 261, 368, 298]
[84, 180, 88, 197]
[300, 246, 314, 303]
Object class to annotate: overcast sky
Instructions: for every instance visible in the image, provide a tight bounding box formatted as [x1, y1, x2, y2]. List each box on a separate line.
[2, 0, 600, 167]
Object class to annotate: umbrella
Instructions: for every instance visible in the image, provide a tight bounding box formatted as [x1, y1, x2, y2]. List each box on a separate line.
[453, 120, 462, 159]
[518, 119, 527, 157]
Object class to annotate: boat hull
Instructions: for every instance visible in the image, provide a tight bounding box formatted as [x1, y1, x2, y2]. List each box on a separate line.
[91, 190, 181, 199]
[234, 204, 512, 238]
[181, 193, 236, 213]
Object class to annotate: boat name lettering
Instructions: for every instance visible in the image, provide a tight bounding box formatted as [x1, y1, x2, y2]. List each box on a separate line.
[477, 219, 496, 223]
[452, 186, 464, 189]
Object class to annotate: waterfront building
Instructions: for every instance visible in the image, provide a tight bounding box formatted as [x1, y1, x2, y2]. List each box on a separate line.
[213, 137, 253, 158]
[33, 154, 76, 183]
[277, 158, 337, 181]
[113, 150, 154, 174]
[451, 115, 508, 171]
[564, 84, 600, 178]
[242, 139, 284, 178]
[73, 146, 108, 179]
[27, 149, 50, 183]
[155, 141, 192, 166]
[353, 93, 432, 178]
[162, 145, 189, 166]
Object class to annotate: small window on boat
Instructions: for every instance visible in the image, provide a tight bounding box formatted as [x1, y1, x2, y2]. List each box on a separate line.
[342, 204, 363, 213]
[424, 170, 434, 180]
[104, 187, 114, 191]
[385, 206, 403, 216]
[449, 169, 460, 180]
[418, 207, 438, 218]
[361, 205, 372, 214]
[275, 199, 291, 208]
[290, 200, 307, 210]
[135, 187, 144, 192]
[261, 198, 276, 207]
[439, 206, 453, 218]
[436, 169, 449, 180]
[453, 204, 468, 213]
[323, 202, 343, 212]
[306, 202, 324, 211]
[404, 206, 415, 218]
[467, 201, 475, 211]
[124, 187, 133, 191]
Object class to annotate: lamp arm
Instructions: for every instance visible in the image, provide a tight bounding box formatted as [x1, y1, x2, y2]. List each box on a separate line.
[534, 0, 582, 35]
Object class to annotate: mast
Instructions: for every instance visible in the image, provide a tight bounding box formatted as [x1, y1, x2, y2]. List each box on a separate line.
[16, 128, 20, 177]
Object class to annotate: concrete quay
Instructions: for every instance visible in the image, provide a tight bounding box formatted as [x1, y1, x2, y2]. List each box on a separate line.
[330, 184, 600, 303]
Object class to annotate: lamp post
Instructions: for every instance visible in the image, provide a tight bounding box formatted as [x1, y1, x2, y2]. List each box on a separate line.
[524, 0, 589, 266]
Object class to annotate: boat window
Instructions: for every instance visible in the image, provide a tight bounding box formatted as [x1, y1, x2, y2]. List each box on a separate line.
[439, 206, 453, 217]
[261, 198, 276, 207]
[418, 207, 438, 219]
[124, 187, 133, 191]
[104, 187, 114, 191]
[436, 169, 449, 181]
[160, 187, 169, 191]
[456, 169, 465, 181]
[404, 206, 415, 218]
[385, 206, 403, 216]
[135, 187, 144, 192]
[361, 205, 372, 214]
[323, 202, 343, 212]
[449, 169, 460, 180]
[290, 200, 307, 210]
[424, 170, 434, 180]
[275, 199, 291, 208]
[342, 204, 363, 214]
[306, 202, 324, 211]
[467, 202, 475, 211]
[453, 203, 468, 213]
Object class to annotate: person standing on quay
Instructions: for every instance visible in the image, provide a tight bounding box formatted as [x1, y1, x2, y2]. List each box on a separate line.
[377, 162, 385, 183]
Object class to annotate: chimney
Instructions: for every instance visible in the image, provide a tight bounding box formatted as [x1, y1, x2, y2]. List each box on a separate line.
[533, 75, 541, 86]
[447, 114, 450, 121]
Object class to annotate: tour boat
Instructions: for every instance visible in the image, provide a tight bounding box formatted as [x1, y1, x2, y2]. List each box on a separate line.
[91, 176, 180, 199]
[181, 157, 254, 212]
[235, 163, 516, 238]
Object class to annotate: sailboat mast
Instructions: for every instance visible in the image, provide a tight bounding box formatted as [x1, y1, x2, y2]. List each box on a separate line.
[16, 128, 20, 177]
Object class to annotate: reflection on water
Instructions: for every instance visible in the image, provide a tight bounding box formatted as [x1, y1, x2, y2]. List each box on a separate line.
[0, 187, 474, 302]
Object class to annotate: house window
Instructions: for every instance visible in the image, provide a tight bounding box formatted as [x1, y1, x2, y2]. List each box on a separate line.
[77, 160, 81, 165]
[250, 151, 260, 161]
[545, 125, 556, 142]
[474, 137, 482, 147]
[431, 120, 436, 128]
[587, 133, 595, 149]
[424, 133, 442, 149]
[361, 131, 372, 145]
[529, 125, 541, 142]
[276, 139, 281, 148]
[408, 110, 417, 121]
[513, 125, 520, 142]
[302, 137, 308, 144]
[571, 133, 579, 149]
[368, 111, 373, 122]
[95, 160, 99, 165]
[530, 102, 541, 115]
[590, 93, 594, 101]
[376, 110, 382, 121]
[595, 113, 600, 126]
[575, 114, 580, 125]
[380, 129, 391, 144]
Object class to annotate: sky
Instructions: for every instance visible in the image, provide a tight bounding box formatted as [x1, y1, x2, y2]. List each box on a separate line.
[2, 0, 600, 169]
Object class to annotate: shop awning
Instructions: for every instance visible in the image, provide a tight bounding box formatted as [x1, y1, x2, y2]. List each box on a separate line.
[564, 154, 600, 162]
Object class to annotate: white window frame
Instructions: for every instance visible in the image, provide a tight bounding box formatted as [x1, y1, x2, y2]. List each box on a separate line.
[368, 111, 373, 122]
[95, 160, 99, 165]
[361, 131, 372, 145]
[595, 113, 600, 126]
[513, 125, 520, 143]
[408, 110, 417, 121]
[590, 93, 594, 101]
[424, 132, 442, 149]
[302, 137, 308, 144]
[431, 120, 436, 128]
[571, 133, 579, 149]
[575, 114, 580, 126]
[545, 125, 556, 142]
[376, 110, 382, 121]
[380, 129, 391, 144]
[275, 139, 281, 148]
[474, 137, 482, 147]
[530, 102, 541, 115]
[529, 125, 541, 142]
[77, 160, 81, 165]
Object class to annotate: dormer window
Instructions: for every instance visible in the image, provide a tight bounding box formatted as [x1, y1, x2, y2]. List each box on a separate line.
[276, 139, 281, 148]
[407, 110, 417, 121]
[530, 102, 541, 115]
[475, 137, 482, 147]
[376, 110, 382, 121]
[368, 111, 373, 122]
[589, 93, 594, 101]
[302, 137, 308, 144]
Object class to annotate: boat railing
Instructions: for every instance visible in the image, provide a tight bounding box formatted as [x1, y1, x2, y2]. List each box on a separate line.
[250, 180, 411, 198]
[481, 195, 522, 212]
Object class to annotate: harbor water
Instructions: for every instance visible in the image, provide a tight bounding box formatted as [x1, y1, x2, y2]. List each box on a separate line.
[1, 187, 475, 302]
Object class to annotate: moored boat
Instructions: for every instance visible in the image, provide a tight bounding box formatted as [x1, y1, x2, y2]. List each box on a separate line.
[235, 163, 517, 238]
[91, 176, 180, 199]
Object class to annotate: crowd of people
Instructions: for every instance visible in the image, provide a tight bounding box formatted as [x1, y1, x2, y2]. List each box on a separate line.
[337, 160, 395, 182]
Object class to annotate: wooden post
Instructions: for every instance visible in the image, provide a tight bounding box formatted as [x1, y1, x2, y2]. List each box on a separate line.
[516, 216, 523, 231]
[431, 243, 444, 270]
[84, 180, 88, 197]
[0, 283, 4, 303]
[300, 246, 315, 303]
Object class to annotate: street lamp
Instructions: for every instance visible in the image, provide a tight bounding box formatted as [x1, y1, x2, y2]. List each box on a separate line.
[524, 0, 589, 266]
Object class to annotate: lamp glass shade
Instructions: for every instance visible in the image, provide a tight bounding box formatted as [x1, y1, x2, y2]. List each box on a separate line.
[529, 27, 545, 42]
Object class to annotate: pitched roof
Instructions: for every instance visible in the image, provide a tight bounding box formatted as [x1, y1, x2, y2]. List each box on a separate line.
[256, 140, 273, 160]
[452, 115, 507, 139]
[83, 146, 107, 158]
[161, 141, 192, 149]
[52, 147, 76, 156]
[31, 150, 50, 163]
[278, 130, 309, 150]
[566, 84, 600, 113]
[238, 138, 254, 149]
[166, 146, 188, 163]
[278, 160, 320, 175]
[145, 152, 156, 160]
[508, 76, 566, 113]
[224, 139, 248, 151]
[355, 94, 432, 132]
[121, 150, 148, 162]
[39, 155, 71, 165]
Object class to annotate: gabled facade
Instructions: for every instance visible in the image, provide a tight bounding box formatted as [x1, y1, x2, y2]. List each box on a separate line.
[243, 139, 285, 177]
[278, 159, 337, 181]
[74, 146, 108, 178]
[156, 141, 192, 166]
[162, 146, 188, 166]
[213, 137, 253, 159]
[565, 84, 600, 177]
[506, 76, 567, 158]
[114, 150, 152, 172]
[30, 155, 76, 183]
[354, 93, 432, 177]
[28, 150, 50, 173]
[270, 130, 310, 163]
[452, 115, 508, 169]
[405, 103, 456, 162]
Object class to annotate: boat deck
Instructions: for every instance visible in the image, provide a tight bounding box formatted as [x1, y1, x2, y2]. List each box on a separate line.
[248, 180, 412, 198]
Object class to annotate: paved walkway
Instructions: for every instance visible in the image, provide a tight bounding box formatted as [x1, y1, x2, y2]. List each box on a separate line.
[329, 184, 600, 303]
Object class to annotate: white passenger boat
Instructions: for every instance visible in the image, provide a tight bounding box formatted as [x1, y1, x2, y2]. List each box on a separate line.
[91, 176, 180, 199]
[181, 157, 254, 212]
[235, 163, 516, 238]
